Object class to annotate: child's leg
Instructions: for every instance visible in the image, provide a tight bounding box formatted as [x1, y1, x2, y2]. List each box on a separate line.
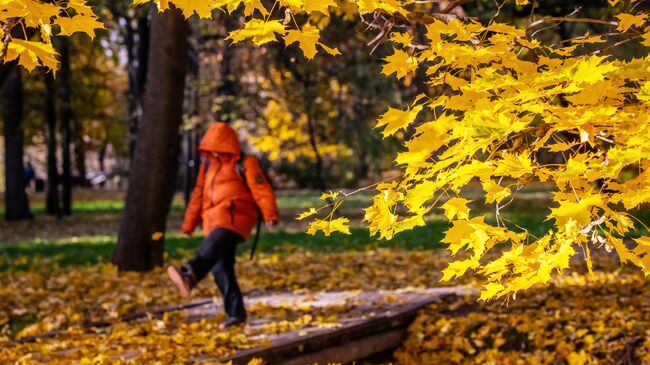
[211, 231, 246, 319]
[183, 228, 235, 286]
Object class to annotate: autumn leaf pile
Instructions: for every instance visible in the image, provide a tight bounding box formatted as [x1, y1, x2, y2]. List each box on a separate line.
[397, 263, 650, 364]
[0, 247, 455, 363]
[3, 245, 650, 363]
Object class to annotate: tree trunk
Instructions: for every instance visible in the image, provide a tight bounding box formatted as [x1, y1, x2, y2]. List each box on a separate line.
[183, 21, 200, 206]
[126, 13, 150, 162]
[73, 123, 87, 184]
[44, 73, 61, 216]
[2, 66, 32, 221]
[113, 9, 189, 272]
[59, 38, 73, 216]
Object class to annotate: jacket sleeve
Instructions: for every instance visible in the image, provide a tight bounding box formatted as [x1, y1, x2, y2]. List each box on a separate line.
[181, 161, 206, 234]
[244, 156, 279, 222]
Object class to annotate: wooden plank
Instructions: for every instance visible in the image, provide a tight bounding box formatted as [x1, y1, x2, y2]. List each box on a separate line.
[217, 297, 444, 364]
[283, 327, 407, 365]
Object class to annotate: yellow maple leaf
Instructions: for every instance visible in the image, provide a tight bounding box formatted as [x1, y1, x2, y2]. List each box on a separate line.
[441, 198, 471, 220]
[228, 19, 285, 46]
[390, 32, 413, 47]
[151, 232, 164, 241]
[21, 0, 60, 28]
[381, 49, 418, 79]
[303, 0, 336, 14]
[567, 55, 619, 85]
[441, 258, 479, 281]
[376, 104, 423, 137]
[492, 151, 534, 179]
[638, 81, 650, 101]
[641, 26, 650, 46]
[5, 39, 58, 73]
[482, 180, 511, 204]
[320, 191, 340, 200]
[479, 282, 505, 301]
[284, 24, 320, 60]
[296, 208, 318, 220]
[67, 0, 96, 16]
[56, 15, 105, 39]
[306, 217, 351, 236]
[549, 195, 603, 228]
[616, 12, 649, 33]
[242, 0, 268, 16]
[356, 0, 407, 16]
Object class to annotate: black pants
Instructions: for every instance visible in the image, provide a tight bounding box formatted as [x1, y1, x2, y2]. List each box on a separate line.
[182, 228, 246, 319]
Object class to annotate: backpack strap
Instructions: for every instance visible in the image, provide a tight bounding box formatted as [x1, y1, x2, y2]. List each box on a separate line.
[236, 153, 247, 185]
[235, 152, 263, 260]
[203, 158, 211, 174]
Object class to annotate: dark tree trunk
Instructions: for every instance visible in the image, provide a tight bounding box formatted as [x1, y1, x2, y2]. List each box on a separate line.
[126, 13, 150, 162]
[44, 73, 61, 216]
[59, 38, 72, 215]
[73, 123, 87, 184]
[98, 140, 108, 172]
[113, 9, 189, 272]
[2, 66, 32, 221]
[304, 84, 326, 192]
[183, 21, 200, 206]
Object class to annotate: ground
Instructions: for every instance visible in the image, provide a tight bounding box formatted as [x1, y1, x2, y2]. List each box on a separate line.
[1, 189, 650, 364]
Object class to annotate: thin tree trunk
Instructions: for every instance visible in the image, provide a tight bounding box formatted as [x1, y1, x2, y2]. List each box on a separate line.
[73, 124, 87, 185]
[304, 85, 325, 192]
[44, 73, 60, 216]
[113, 9, 189, 272]
[59, 38, 72, 215]
[2, 66, 32, 221]
[98, 139, 108, 172]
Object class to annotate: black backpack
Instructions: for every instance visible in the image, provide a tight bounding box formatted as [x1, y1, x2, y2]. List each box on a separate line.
[203, 153, 266, 259]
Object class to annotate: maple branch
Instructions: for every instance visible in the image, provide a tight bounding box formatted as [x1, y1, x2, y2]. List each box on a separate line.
[402, 12, 477, 24]
[527, 17, 618, 33]
[441, 0, 474, 14]
[0, 19, 16, 62]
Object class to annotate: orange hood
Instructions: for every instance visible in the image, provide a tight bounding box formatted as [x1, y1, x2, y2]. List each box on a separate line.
[198, 122, 241, 155]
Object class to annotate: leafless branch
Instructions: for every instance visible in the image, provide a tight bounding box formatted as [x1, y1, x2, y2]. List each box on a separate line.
[441, 0, 474, 14]
[528, 16, 618, 33]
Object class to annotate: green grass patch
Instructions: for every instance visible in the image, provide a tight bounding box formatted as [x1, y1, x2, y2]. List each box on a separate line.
[2, 205, 650, 272]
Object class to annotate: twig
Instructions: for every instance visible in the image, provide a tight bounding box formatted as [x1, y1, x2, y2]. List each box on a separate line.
[0, 19, 16, 62]
[441, 0, 474, 14]
[528, 17, 618, 32]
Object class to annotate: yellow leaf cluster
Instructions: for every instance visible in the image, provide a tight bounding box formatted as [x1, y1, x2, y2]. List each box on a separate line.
[352, 5, 650, 300]
[245, 100, 350, 164]
[1, 0, 104, 72]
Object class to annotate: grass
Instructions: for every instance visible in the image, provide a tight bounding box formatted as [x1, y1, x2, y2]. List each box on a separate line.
[2, 189, 650, 272]
[2, 192, 358, 216]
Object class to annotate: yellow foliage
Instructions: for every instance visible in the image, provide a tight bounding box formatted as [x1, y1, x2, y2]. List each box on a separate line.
[8, 0, 646, 301]
[0, 0, 104, 73]
[246, 100, 350, 164]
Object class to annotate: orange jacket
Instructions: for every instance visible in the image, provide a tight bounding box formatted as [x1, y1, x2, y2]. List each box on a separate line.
[181, 122, 279, 239]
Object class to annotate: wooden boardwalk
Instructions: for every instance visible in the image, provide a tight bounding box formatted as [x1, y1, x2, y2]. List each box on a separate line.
[16, 286, 473, 364]
[185, 287, 473, 364]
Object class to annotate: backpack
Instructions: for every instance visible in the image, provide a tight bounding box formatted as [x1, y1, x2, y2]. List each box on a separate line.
[203, 153, 266, 259]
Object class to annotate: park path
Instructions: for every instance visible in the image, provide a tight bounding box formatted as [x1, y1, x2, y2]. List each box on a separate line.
[171, 286, 474, 363]
[16, 286, 474, 364]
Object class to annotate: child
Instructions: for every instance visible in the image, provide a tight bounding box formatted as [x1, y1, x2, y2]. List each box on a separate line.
[167, 122, 278, 328]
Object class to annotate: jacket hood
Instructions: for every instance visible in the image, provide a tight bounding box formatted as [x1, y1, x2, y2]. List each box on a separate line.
[198, 122, 241, 155]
